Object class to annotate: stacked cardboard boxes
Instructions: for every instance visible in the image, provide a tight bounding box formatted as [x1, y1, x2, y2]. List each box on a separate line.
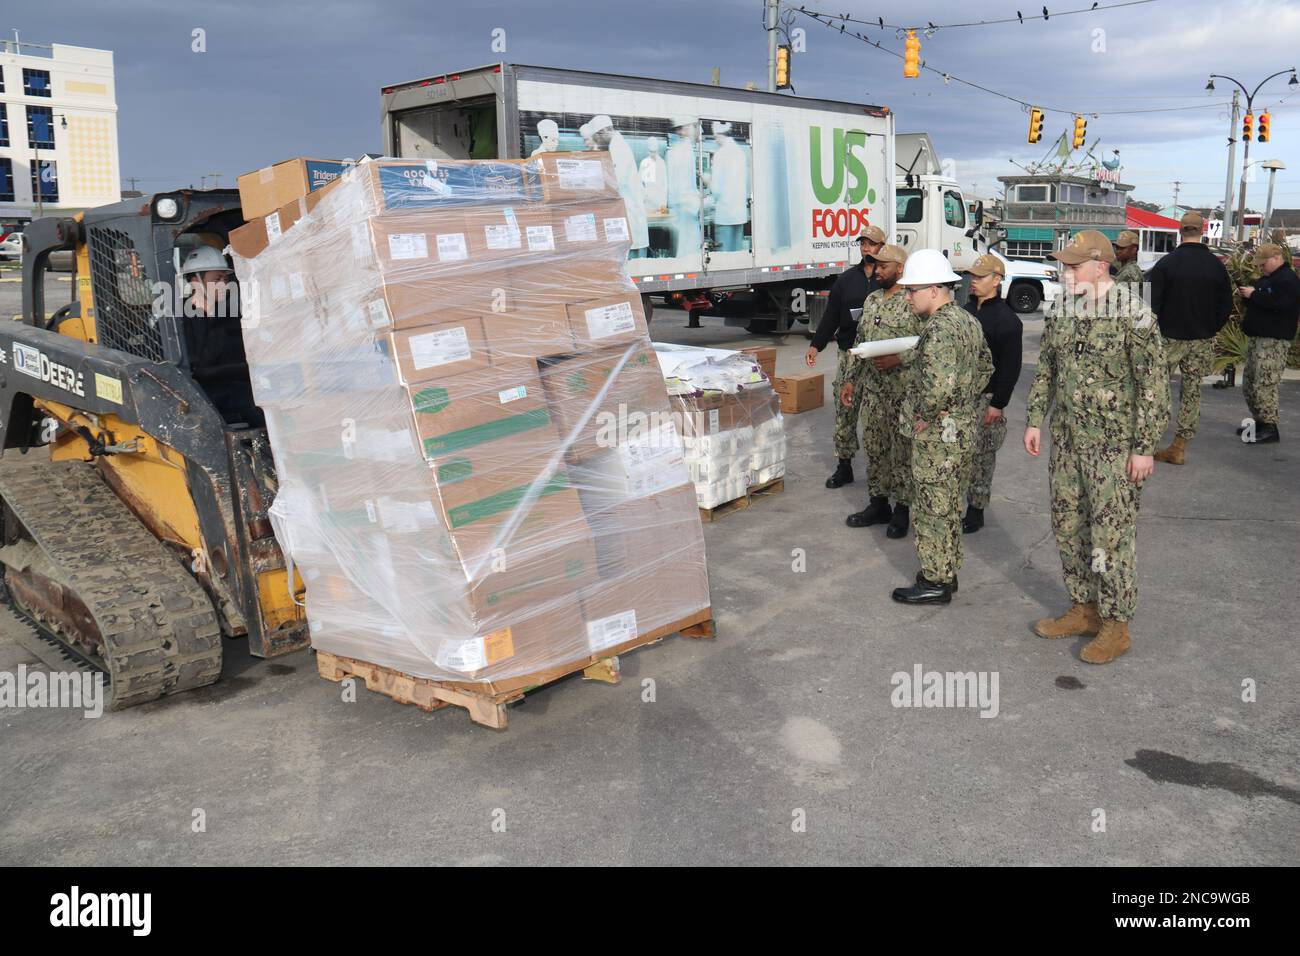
[232, 154, 709, 683]
[655, 345, 787, 509]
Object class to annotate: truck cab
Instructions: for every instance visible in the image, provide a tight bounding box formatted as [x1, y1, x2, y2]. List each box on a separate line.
[893, 133, 980, 273]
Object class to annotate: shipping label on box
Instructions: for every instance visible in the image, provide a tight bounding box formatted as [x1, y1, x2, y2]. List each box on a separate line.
[389, 316, 490, 385]
[556, 199, 631, 251]
[534, 152, 620, 203]
[566, 293, 649, 348]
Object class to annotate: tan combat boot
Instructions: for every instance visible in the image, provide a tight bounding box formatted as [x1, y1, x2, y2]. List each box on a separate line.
[1153, 436, 1186, 465]
[1033, 602, 1102, 639]
[1080, 620, 1131, 664]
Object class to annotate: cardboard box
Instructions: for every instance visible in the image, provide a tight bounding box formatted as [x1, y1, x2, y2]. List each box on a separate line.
[739, 346, 777, 382]
[389, 316, 491, 385]
[774, 372, 824, 413]
[362, 158, 544, 213]
[565, 292, 650, 350]
[405, 360, 551, 457]
[462, 205, 560, 262]
[464, 533, 599, 626]
[237, 157, 352, 221]
[539, 346, 667, 461]
[377, 266, 512, 331]
[532, 152, 621, 204]
[554, 199, 633, 253]
[480, 293, 576, 360]
[441, 599, 588, 681]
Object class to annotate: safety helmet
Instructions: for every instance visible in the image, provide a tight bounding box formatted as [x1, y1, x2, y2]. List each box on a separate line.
[896, 248, 962, 286]
[180, 245, 232, 277]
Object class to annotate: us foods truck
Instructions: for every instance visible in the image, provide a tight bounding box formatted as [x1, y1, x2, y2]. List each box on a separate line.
[378, 63, 1000, 331]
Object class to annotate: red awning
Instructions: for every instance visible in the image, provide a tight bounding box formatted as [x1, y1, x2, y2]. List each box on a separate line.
[1125, 206, 1182, 230]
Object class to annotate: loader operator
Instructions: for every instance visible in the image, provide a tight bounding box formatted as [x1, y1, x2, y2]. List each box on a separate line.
[179, 245, 261, 427]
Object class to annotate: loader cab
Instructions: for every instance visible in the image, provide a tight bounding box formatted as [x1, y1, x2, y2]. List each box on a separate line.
[25, 189, 259, 426]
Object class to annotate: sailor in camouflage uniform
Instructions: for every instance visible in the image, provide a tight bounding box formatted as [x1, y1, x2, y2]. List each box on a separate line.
[839, 245, 920, 538]
[887, 250, 994, 605]
[1112, 231, 1144, 287]
[1024, 230, 1169, 664]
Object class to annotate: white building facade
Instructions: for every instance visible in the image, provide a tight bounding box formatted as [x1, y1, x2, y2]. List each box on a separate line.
[0, 39, 120, 229]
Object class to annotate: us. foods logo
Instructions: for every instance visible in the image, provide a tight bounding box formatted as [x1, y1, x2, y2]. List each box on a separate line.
[12, 344, 86, 397]
[810, 126, 878, 239]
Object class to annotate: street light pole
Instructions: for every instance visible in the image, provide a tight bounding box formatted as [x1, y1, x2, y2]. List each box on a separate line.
[766, 0, 779, 93]
[1261, 160, 1286, 237]
[1221, 89, 1238, 238]
[1207, 68, 1297, 242]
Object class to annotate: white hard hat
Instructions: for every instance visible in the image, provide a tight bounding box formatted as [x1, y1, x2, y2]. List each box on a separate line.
[896, 248, 962, 286]
[588, 114, 613, 133]
[180, 245, 232, 276]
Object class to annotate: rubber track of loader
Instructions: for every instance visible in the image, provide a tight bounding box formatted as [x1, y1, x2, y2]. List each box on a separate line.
[0, 457, 222, 709]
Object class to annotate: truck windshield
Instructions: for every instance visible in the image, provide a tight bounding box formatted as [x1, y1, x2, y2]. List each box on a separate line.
[897, 188, 922, 224]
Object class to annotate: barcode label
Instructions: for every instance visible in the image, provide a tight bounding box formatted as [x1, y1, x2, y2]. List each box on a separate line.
[586, 610, 638, 652]
[265, 212, 282, 242]
[389, 233, 428, 260]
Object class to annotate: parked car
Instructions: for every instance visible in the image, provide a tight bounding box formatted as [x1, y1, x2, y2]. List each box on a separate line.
[0, 233, 22, 261]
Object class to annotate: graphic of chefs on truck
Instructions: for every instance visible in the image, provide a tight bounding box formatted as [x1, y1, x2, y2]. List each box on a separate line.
[521, 111, 754, 260]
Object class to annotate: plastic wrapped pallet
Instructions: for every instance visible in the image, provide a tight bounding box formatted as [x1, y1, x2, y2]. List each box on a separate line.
[230, 154, 709, 684]
[654, 344, 787, 510]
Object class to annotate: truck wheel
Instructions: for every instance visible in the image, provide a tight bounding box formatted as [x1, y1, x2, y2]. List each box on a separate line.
[1009, 282, 1042, 314]
[641, 293, 654, 324]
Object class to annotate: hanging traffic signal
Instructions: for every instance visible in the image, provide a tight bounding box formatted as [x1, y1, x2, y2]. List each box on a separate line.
[776, 45, 791, 89]
[1072, 115, 1087, 149]
[903, 30, 921, 78]
[1258, 111, 1270, 143]
[1243, 112, 1253, 142]
[1027, 107, 1044, 144]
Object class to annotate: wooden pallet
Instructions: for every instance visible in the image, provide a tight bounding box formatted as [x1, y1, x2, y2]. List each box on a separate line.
[315, 608, 716, 730]
[698, 476, 784, 523]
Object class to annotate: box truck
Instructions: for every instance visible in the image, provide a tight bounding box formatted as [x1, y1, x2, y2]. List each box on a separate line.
[379, 63, 991, 330]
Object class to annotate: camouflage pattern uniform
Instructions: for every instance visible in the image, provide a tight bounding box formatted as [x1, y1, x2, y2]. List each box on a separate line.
[1243, 336, 1290, 425]
[899, 302, 994, 585]
[1162, 338, 1216, 439]
[965, 395, 1007, 511]
[848, 288, 923, 504]
[1026, 284, 1169, 622]
[832, 349, 864, 459]
[1113, 259, 1144, 287]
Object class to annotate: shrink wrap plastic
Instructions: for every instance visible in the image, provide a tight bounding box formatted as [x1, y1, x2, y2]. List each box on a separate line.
[231, 154, 709, 683]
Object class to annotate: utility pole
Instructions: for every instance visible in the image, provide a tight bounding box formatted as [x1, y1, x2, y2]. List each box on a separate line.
[1222, 89, 1238, 239]
[765, 0, 779, 93]
[1261, 160, 1286, 237]
[1171, 180, 1181, 211]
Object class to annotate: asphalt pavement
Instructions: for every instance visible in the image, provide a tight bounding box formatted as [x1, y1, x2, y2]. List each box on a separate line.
[0, 302, 1296, 866]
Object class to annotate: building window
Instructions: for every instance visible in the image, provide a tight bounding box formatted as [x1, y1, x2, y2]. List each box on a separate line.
[27, 106, 54, 149]
[1016, 184, 1055, 203]
[0, 104, 8, 148]
[23, 68, 52, 97]
[32, 160, 58, 204]
[897, 188, 923, 223]
[0, 159, 14, 203]
[943, 190, 966, 228]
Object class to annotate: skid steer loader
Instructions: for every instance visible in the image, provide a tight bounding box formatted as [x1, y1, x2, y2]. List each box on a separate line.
[0, 190, 309, 708]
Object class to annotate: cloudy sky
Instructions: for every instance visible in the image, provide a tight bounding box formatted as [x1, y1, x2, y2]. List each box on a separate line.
[16, 0, 1300, 211]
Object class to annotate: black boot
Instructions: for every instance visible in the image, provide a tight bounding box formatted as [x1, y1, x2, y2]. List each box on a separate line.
[885, 504, 910, 539]
[847, 496, 891, 528]
[892, 575, 953, 605]
[962, 506, 984, 534]
[826, 458, 855, 488]
[1254, 422, 1280, 444]
[917, 570, 957, 593]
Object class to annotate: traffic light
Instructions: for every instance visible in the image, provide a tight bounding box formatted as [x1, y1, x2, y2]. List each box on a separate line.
[1072, 114, 1087, 149]
[903, 30, 920, 78]
[1243, 112, 1253, 142]
[1027, 107, 1044, 144]
[776, 44, 791, 89]
[1258, 111, 1270, 143]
